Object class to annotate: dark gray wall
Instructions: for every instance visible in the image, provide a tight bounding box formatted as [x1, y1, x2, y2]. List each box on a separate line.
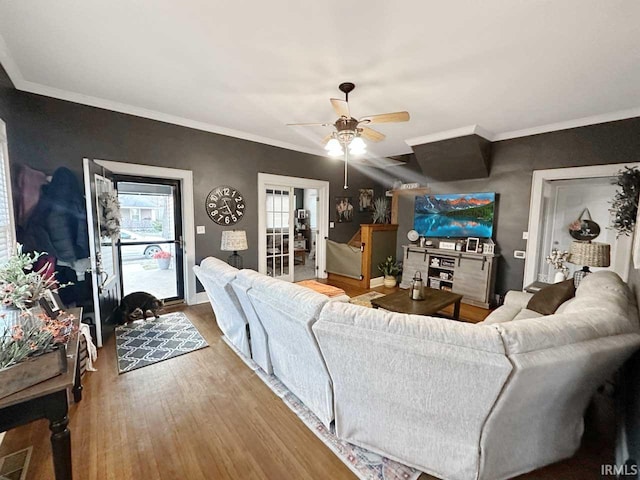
[389, 117, 640, 294]
[0, 66, 385, 292]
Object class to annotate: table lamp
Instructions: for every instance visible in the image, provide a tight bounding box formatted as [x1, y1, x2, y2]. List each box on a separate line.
[221, 230, 248, 268]
[568, 241, 610, 287]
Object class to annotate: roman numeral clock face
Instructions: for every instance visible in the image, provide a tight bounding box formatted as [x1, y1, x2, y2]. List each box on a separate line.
[206, 186, 246, 225]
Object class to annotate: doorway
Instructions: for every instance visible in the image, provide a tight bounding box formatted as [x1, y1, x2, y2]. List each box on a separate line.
[293, 188, 319, 282]
[115, 176, 184, 302]
[524, 162, 640, 286]
[258, 173, 329, 282]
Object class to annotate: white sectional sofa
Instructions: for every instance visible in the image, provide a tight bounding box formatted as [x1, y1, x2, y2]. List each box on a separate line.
[196, 258, 640, 480]
[193, 257, 251, 357]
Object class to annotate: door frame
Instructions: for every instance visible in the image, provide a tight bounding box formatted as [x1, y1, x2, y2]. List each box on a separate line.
[258, 173, 329, 279]
[95, 160, 197, 305]
[524, 162, 640, 286]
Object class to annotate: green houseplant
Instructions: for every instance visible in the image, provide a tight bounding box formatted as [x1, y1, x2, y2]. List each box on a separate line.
[611, 166, 640, 237]
[372, 197, 390, 224]
[378, 256, 401, 288]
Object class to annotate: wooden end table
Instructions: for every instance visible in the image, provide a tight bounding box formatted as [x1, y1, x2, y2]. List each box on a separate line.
[0, 307, 83, 480]
[371, 289, 463, 320]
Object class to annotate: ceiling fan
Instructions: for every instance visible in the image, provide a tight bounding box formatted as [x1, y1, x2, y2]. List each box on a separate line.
[287, 82, 410, 188]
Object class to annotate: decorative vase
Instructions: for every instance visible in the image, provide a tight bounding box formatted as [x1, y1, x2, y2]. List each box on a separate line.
[156, 258, 171, 270]
[383, 275, 397, 288]
[553, 271, 566, 283]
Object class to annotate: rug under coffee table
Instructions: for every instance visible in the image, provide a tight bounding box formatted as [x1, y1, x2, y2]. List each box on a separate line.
[371, 288, 463, 320]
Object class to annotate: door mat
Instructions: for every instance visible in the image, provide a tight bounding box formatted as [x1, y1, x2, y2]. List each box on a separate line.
[115, 312, 208, 373]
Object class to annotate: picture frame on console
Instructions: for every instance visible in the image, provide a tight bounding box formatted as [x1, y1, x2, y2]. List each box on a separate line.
[466, 237, 480, 253]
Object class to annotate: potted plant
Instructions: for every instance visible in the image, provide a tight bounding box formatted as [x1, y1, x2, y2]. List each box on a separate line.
[378, 256, 401, 288]
[372, 197, 390, 224]
[153, 250, 172, 270]
[0, 244, 64, 323]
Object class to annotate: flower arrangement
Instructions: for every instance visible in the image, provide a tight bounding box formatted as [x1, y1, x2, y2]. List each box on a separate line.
[0, 310, 76, 369]
[545, 248, 570, 276]
[98, 191, 121, 239]
[0, 245, 61, 310]
[378, 256, 401, 277]
[611, 167, 640, 237]
[152, 251, 172, 260]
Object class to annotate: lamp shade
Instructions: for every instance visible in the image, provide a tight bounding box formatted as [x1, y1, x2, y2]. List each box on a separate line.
[569, 241, 611, 267]
[221, 230, 248, 251]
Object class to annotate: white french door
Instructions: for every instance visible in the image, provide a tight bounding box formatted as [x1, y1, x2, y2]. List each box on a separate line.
[258, 173, 329, 282]
[264, 185, 295, 281]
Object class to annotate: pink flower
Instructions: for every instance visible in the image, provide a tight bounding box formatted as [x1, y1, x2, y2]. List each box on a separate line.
[11, 325, 23, 341]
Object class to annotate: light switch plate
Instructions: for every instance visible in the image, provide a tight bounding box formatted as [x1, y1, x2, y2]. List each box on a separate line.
[329, 222, 335, 228]
[196, 225, 206, 234]
[522, 231, 528, 240]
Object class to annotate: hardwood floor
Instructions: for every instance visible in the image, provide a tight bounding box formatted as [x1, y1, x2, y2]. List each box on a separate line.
[0, 299, 612, 479]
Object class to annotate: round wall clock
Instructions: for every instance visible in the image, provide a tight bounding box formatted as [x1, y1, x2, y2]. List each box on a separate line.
[206, 185, 246, 225]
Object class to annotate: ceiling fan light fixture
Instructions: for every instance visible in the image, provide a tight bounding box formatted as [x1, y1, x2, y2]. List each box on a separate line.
[349, 136, 366, 155]
[325, 137, 341, 151]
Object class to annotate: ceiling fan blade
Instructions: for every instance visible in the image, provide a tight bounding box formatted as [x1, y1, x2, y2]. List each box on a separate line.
[360, 127, 386, 142]
[286, 122, 332, 127]
[359, 111, 410, 124]
[330, 98, 350, 118]
[321, 133, 333, 144]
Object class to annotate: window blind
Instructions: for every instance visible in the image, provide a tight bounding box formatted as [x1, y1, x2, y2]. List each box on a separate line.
[0, 121, 15, 265]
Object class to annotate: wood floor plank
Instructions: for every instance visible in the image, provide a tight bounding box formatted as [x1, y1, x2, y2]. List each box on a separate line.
[0, 300, 611, 479]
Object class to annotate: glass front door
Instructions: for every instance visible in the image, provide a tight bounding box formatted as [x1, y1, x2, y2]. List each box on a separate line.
[115, 176, 184, 302]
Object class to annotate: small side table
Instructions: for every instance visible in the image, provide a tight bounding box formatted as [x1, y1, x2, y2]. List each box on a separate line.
[0, 307, 83, 480]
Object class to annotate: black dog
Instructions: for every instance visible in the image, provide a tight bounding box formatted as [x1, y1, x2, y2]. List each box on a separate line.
[114, 292, 164, 324]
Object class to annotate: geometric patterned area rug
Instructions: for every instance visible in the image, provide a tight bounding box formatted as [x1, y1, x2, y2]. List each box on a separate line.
[115, 312, 208, 374]
[221, 336, 421, 480]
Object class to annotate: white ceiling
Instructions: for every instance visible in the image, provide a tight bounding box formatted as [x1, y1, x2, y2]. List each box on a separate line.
[1, 1, 640, 158]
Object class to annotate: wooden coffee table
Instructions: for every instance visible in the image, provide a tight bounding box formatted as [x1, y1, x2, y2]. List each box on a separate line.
[371, 288, 463, 320]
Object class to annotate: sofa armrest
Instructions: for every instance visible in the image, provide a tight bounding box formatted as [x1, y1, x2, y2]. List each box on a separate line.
[504, 290, 534, 309]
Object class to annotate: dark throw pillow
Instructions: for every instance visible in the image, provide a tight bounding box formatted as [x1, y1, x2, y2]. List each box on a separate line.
[526, 279, 576, 315]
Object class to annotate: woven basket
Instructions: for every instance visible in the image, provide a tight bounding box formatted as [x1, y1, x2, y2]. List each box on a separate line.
[569, 241, 611, 267]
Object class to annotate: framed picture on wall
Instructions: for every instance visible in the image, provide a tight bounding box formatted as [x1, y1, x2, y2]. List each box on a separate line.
[336, 197, 354, 223]
[358, 189, 374, 212]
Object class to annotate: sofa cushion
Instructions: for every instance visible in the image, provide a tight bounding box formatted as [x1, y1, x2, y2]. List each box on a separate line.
[511, 308, 544, 321]
[526, 279, 575, 315]
[482, 305, 522, 325]
[200, 256, 239, 287]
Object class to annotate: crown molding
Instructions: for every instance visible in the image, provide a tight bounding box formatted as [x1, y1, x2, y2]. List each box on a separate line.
[493, 107, 640, 141]
[405, 125, 495, 146]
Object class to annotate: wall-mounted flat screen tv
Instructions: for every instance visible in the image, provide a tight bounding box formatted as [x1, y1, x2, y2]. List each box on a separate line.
[414, 192, 495, 238]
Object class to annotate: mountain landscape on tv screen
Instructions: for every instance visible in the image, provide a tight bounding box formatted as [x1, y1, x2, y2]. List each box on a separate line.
[414, 193, 495, 238]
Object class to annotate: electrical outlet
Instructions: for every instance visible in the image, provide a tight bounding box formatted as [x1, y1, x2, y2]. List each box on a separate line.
[514, 250, 526, 259]
[522, 231, 528, 240]
[329, 222, 335, 228]
[196, 225, 206, 234]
